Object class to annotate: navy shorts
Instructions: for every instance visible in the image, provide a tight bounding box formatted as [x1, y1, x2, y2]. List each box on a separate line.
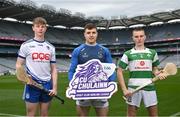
[23, 80, 52, 103]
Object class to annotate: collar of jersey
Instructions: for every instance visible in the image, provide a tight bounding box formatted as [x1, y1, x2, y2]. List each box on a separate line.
[85, 43, 97, 46]
[33, 38, 45, 43]
[134, 47, 146, 50]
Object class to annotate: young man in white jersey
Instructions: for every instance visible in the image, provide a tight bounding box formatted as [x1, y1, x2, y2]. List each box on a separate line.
[16, 17, 57, 116]
[117, 28, 166, 116]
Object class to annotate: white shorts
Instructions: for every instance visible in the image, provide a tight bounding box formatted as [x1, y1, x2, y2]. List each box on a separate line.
[126, 88, 158, 108]
[76, 99, 109, 108]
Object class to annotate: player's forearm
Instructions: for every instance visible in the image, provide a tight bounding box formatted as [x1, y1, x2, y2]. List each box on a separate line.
[52, 73, 57, 90]
[51, 65, 58, 90]
[16, 58, 24, 70]
[117, 68, 128, 93]
[16, 63, 22, 70]
[153, 67, 161, 76]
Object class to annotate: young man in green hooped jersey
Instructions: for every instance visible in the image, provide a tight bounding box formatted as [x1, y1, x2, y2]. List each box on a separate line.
[117, 28, 166, 116]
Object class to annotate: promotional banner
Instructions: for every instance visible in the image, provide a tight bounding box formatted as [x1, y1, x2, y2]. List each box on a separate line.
[66, 59, 117, 100]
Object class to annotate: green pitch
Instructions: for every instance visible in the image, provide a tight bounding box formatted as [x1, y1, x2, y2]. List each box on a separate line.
[0, 69, 180, 116]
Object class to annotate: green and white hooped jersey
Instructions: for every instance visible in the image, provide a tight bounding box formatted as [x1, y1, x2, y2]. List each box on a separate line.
[119, 48, 160, 91]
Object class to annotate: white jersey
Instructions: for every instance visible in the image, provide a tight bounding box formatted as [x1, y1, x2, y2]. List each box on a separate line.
[18, 39, 56, 82]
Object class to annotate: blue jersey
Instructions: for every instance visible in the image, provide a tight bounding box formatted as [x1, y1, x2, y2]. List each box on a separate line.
[68, 44, 115, 81]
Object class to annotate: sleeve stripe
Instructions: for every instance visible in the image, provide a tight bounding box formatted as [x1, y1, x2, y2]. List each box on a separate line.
[18, 55, 25, 59]
[50, 61, 56, 63]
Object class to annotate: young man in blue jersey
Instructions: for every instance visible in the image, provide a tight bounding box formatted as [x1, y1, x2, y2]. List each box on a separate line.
[117, 28, 166, 116]
[68, 23, 115, 116]
[16, 17, 57, 116]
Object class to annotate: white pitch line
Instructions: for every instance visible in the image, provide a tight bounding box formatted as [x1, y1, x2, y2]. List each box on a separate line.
[170, 112, 180, 117]
[0, 113, 23, 116]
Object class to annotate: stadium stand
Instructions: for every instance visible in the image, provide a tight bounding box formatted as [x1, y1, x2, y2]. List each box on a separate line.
[56, 59, 71, 72]
[0, 65, 11, 75]
[0, 57, 16, 75]
[159, 55, 180, 67]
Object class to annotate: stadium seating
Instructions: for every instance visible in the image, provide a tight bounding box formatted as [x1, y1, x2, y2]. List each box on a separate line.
[1, 20, 180, 44]
[0, 19, 179, 71]
[159, 55, 180, 68]
[0, 58, 16, 75]
[56, 59, 71, 72]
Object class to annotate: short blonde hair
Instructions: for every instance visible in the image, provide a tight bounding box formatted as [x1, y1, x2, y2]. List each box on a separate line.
[33, 17, 47, 25]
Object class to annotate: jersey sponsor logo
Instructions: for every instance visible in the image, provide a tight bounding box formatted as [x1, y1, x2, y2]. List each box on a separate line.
[32, 52, 50, 61]
[140, 61, 145, 66]
[135, 61, 149, 69]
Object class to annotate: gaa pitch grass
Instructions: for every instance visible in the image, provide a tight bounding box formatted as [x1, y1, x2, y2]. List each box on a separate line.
[0, 69, 180, 116]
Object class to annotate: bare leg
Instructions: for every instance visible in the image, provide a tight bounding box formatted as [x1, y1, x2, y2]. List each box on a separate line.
[127, 105, 138, 117]
[39, 102, 51, 117]
[76, 105, 90, 117]
[26, 102, 39, 116]
[147, 105, 158, 117]
[95, 107, 108, 117]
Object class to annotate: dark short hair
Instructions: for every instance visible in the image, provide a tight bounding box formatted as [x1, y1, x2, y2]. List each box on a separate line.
[133, 27, 145, 32]
[33, 17, 47, 26]
[84, 23, 97, 31]
[132, 28, 145, 35]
